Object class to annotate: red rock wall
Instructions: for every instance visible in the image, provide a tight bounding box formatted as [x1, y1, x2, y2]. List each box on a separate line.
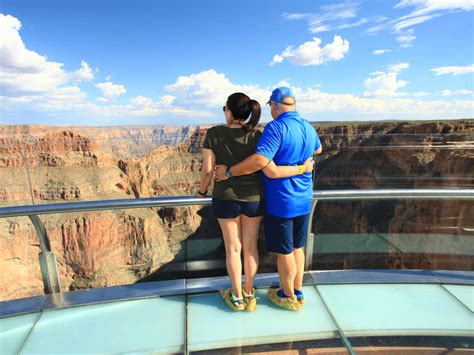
[0, 121, 472, 301]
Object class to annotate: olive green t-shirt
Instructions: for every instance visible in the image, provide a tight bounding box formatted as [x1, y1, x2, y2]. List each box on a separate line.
[203, 126, 264, 202]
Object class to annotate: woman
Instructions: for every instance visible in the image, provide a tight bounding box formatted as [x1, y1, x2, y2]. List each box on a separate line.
[196, 92, 313, 312]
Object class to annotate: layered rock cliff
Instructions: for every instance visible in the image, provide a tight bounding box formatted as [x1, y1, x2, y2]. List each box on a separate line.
[0, 121, 472, 301]
[0, 126, 204, 300]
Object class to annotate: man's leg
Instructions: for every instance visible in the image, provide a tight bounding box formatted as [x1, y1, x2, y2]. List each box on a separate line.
[264, 214, 296, 295]
[293, 213, 311, 292]
[277, 252, 297, 297]
[293, 247, 305, 291]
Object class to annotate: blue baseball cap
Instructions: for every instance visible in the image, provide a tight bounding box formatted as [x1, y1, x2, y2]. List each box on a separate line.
[267, 86, 296, 105]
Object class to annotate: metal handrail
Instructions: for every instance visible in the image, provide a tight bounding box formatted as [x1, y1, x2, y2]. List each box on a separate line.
[1, 188, 473, 295]
[1, 189, 473, 218]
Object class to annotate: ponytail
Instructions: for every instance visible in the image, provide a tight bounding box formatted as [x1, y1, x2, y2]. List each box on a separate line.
[226, 93, 261, 131]
[244, 99, 261, 131]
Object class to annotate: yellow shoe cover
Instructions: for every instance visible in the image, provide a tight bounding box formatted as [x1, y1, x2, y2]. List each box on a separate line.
[220, 288, 245, 311]
[267, 288, 301, 312]
[243, 288, 257, 312]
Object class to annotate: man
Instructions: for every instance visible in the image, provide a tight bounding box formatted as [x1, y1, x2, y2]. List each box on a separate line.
[215, 87, 322, 311]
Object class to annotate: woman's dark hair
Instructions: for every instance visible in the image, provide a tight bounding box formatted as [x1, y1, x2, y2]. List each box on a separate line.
[226, 92, 261, 131]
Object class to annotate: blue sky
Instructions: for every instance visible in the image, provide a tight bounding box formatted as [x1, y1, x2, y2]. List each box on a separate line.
[0, 0, 473, 125]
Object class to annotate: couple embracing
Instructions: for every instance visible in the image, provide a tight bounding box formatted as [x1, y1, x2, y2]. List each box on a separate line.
[196, 87, 322, 312]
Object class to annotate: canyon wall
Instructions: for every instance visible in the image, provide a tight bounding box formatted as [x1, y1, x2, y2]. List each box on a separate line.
[0, 121, 472, 301]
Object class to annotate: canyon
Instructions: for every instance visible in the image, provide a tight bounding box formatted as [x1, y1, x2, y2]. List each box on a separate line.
[0, 120, 472, 301]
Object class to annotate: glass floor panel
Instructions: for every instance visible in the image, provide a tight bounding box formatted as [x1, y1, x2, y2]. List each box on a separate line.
[0, 312, 40, 354]
[187, 286, 339, 352]
[317, 284, 474, 338]
[1, 283, 473, 354]
[19, 296, 185, 354]
[443, 285, 474, 312]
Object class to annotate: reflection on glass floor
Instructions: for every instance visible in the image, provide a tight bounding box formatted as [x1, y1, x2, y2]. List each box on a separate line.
[1, 281, 473, 354]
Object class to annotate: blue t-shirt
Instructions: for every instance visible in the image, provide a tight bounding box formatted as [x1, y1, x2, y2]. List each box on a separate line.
[256, 111, 321, 218]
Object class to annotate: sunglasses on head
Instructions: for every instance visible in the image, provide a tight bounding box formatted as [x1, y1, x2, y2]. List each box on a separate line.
[267, 100, 294, 106]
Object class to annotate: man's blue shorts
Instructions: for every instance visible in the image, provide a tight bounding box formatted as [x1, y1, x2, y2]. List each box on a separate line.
[264, 213, 310, 254]
[212, 198, 265, 219]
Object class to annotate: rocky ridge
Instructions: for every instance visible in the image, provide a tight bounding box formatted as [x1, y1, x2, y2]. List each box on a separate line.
[0, 121, 472, 301]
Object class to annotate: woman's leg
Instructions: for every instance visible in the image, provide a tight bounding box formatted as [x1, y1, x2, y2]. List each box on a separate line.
[241, 215, 262, 294]
[218, 216, 243, 298]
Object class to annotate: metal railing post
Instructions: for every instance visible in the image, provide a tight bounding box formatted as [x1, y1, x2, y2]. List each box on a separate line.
[304, 198, 318, 271]
[29, 215, 62, 294]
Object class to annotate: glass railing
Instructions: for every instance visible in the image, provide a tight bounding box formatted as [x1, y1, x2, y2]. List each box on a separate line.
[310, 198, 474, 271]
[0, 189, 473, 302]
[1, 122, 473, 353]
[0, 189, 473, 354]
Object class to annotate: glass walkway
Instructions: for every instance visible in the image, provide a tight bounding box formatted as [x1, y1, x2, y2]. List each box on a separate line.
[1, 189, 473, 354]
[1, 271, 473, 354]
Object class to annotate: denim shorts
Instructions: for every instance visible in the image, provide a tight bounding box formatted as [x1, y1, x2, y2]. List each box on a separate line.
[264, 213, 310, 254]
[212, 198, 265, 219]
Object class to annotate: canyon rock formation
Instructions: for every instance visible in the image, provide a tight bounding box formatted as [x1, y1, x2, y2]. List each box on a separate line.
[0, 121, 472, 301]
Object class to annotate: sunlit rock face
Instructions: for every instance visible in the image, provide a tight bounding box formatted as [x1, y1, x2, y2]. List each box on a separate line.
[0, 121, 472, 301]
[0, 125, 205, 301]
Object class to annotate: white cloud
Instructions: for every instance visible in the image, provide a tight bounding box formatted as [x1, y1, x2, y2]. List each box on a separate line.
[105, 73, 115, 81]
[282, 3, 368, 34]
[396, 29, 416, 47]
[389, 63, 410, 72]
[276, 79, 292, 87]
[90, 95, 211, 118]
[129, 95, 154, 107]
[164, 69, 269, 107]
[370, 71, 386, 76]
[411, 91, 430, 97]
[0, 14, 52, 74]
[395, 0, 474, 17]
[390, 0, 474, 31]
[71, 60, 94, 82]
[270, 36, 350, 66]
[282, 13, 308, 20]
[0, 13, 92, 110]
[162, 69, 472, 121]
[393, 14, 439, 32]
[440, 89, 474, 96]
[372, 49, 392, 55]
[2, 62, 472, 122]
[0, 86, 87, 112]
[430, 65, 474, 76]
[365, 0, 474, 48]
[364, 63, 410, 97]
[295, 87, 473, 119]
[270, 55, 284, 66]
[338, 17, 369, 30]
[95, 82, 127, 101]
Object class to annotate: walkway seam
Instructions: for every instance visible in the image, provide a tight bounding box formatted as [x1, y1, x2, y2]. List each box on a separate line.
[439, 284, 473, 314]
[16, 296, 48, 355]
[313, 285, 356, 355]
[184, 282, 189, 355]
